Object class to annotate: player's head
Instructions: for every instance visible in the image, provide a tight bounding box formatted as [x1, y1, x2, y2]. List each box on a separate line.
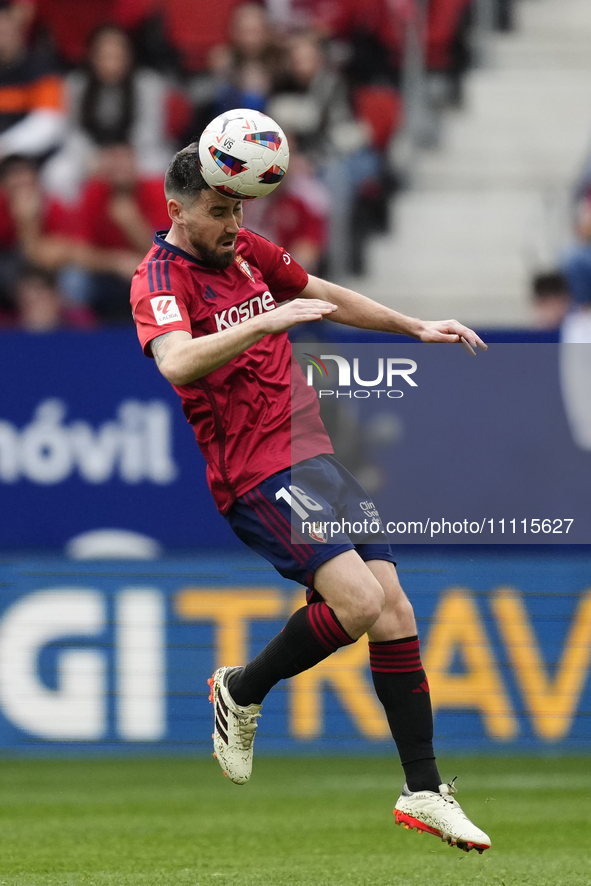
[164, 143, 210, 204]
[165, 144, 243, 270]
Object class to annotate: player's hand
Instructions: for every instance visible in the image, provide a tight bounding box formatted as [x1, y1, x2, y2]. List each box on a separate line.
[259, 298, 338, 334]
[417, 319, 487, 355]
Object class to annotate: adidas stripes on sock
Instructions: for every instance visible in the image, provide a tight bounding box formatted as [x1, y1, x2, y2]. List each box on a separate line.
[229, 601, 354, 706]
[369, 635, 441, 793]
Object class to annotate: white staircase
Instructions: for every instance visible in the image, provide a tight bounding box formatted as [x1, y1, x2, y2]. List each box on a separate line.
[353, 0, 591, 327]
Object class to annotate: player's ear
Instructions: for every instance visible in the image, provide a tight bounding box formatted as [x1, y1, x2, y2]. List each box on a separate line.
[167, 198, 184, 224]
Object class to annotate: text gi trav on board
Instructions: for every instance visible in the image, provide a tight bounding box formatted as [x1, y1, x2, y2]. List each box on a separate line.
[304, 354, 418, 399]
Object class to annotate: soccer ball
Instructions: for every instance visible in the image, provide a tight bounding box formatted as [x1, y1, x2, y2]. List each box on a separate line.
[198, 108, 290, 200]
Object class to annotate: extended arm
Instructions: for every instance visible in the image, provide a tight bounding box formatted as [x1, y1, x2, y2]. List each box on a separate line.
[151, 272, 487, 385]
[300, 275, 487, 351]
[150, 297, 338, 385]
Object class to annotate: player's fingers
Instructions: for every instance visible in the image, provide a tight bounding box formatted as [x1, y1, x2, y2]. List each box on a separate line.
[453, 323, 488, 351]
[295, 309, 327, 322]
[433, 333, 462, 343]
[297, 305, 337, 319]
[295, 298, 337, 311]
[460, 337, 476, 356]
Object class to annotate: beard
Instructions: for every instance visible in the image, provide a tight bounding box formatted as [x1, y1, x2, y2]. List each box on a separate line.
[190, 238, 237, 270]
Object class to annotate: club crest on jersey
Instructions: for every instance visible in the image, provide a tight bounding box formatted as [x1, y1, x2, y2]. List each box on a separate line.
[235, 254, 255, 282]
[309, 522, 328, 543]
[150, 295, 182, 325]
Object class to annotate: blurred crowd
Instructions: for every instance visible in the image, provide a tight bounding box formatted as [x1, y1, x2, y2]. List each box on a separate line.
[531, 168, 591, 341]
[0, 0, 517, 330]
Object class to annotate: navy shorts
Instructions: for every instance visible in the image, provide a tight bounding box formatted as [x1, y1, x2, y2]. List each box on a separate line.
[225, 454, 395, 589]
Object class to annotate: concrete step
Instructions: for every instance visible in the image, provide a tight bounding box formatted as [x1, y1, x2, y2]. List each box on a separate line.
[353, 0, 591, 325]
[349, 189, 543, 327]
[494, 37, 591, 70]
[517, 0, 591, 37]
[417, 70, 591, 189]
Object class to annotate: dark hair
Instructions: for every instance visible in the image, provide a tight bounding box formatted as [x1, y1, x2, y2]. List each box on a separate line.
[81, 25, 135, 146]
[532, 271, 569, 299]
[164, 143, 211, 202]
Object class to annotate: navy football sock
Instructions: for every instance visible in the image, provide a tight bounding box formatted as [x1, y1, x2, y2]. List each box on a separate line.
[369, 636, 441, 793]
[229, 601, 355, 706]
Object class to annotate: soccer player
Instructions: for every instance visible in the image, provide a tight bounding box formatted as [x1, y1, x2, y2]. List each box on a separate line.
[130, 143, 491, 854]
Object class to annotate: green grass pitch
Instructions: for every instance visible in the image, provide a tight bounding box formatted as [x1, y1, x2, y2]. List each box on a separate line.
[0, 755, 589, 886]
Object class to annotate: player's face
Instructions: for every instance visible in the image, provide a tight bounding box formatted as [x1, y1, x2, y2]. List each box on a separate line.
[183, 190, 243, 269]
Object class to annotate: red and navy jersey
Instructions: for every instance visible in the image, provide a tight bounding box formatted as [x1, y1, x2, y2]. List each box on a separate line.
[131, 228, 333, 514]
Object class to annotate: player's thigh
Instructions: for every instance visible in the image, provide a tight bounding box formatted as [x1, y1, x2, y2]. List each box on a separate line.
[365, 559, 417, 641]
[226, 463, 355, 589]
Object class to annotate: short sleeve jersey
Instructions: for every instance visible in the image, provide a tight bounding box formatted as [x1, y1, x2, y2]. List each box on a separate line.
[130, 228, 333, 513]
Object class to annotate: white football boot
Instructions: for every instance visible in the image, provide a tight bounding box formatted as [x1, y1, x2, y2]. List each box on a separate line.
[394, 779, 491, 853]
[207, 666, 262, 785]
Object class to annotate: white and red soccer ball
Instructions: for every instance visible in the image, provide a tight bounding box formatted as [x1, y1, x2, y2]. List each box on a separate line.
[198, 108, 290, 200]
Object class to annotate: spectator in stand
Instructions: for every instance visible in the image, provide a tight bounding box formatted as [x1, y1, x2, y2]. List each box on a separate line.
[559, 209, 591, 448]
[268, 32, 366, 160]
[0, 0, 65, 159]
[6, 263, 94, 330]
[280, 0, 406, 87]
[27, 0, 156, 69]
[209, 3, 282, 115]
[0, 153, 76, 314]
[242, 147, 329, 274]
[75, 142, 169, 323]
[187, 3, 283, 141]
[267, 32, 378, 278]
[151, 0, 242, 76]
[426, 0, 473, 105]
[530, 271, 571, 331]
[558, 193, 591, 450]
[43, 24, 174, 202]
[560, 189, 591, 308]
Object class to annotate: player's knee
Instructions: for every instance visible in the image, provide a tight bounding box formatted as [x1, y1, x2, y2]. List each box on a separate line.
[346, 582, 386, 634]
[393, 593, 415, 625]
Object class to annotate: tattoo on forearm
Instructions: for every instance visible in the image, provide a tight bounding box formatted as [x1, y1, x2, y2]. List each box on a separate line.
[151, 332, 174, 366]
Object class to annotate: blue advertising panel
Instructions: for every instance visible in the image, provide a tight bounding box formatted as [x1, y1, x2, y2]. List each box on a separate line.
[1, 332, 590, 548]
[0, 550, 589, 755]
[292, 342, 591, 544]
[0, 330, 236, 550]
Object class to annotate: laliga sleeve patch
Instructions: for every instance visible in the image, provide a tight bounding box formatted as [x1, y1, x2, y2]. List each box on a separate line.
[150, 295, 183, 325]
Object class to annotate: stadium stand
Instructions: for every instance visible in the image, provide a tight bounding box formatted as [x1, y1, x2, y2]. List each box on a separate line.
[0, 0, 65, 157]
[355, 0, 591, 327]
[1, 0, 589, 328]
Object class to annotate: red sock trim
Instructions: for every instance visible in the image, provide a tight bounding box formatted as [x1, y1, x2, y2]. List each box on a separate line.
[306, 602, 354, 651]
[369, 637, 423, 673]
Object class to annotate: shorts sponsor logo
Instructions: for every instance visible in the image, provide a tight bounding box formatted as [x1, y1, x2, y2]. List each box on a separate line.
[151, 296, 182, 326]
[360, 500, 382, 524]
[214, 291, 276, 331]
[282, 253, 291, 265]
